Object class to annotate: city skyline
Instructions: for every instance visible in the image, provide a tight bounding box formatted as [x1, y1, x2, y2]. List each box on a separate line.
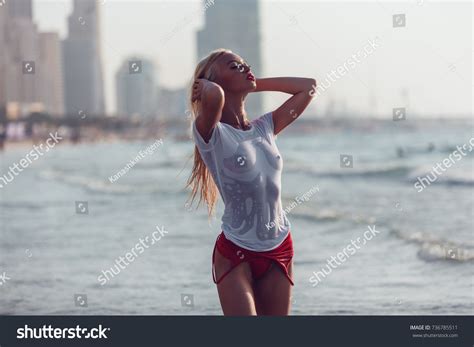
[63, 0, 105, 116]
[6, 0, 473, 119]
[0, 0, 65, 117]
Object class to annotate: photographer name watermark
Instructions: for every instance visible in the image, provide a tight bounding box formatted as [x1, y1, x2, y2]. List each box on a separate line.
[108, 138, 163, 183]
[266, 185, 319, 230]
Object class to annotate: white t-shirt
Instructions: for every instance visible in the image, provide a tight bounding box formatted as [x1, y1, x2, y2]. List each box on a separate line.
[192, 112, 291, 251]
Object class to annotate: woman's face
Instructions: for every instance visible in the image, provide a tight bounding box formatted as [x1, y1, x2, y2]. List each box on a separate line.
[211, 52, 256, 93]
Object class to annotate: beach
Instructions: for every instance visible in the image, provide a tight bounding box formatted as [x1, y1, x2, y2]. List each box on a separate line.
[0, 117, 472, 315]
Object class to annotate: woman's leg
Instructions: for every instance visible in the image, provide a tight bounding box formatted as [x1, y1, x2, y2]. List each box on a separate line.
[253, 260, 293, 315]
[214, 247, 257, 315]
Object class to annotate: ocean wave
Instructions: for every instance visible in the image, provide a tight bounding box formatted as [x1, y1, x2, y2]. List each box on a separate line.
[286, 162, 473, 186]
[437, 178, 474, 186]
[388, 144, 473, 157]
[287, 206, 377, 225]
[290, 209, 343, 223]
[37, 169, 185, 196]
[417, 243, 474, 262]
[439, 145, 474, 155]
[287, 164, 412, 180]
[38, 170, 135, 194]
[408, 167, 474, 186]
[0, 202, 46, 210]
[134, 159, 183, 170]
[391, 229, 474, 262]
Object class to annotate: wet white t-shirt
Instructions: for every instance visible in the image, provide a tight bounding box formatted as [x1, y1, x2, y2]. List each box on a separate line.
[192, 112, 291, 251]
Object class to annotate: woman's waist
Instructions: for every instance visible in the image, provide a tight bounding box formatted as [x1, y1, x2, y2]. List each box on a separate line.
[219, 226, 292, 253]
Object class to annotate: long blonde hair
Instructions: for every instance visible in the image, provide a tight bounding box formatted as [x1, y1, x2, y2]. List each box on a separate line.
[185, 48, 231, 218]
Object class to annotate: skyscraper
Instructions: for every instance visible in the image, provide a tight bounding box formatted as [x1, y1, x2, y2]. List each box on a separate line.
[156, 87, 187, 120]
[63, 0, 105, 116]
[115, 57, 157, 118]
[39, 32, 65, 116]
[1, 0, 39, 117]
[7, 17, 38, 106]
[196, 0, 263, 116]
[0, 0, 64, 118]
[6, 0, 33, 19]
[0, 3, 8, 107]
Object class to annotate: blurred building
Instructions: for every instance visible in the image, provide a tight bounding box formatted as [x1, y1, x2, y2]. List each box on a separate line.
[38, 32, 65, 116]
[6, 0, 33, 19]
[196, 0, 263, 116]
[63, 0, 105, 117]
[0, 0, 64, 118]
[0, 4, 6, 110]
[3, 0, 38, 107]
[156, 87, 187, 120]
[115, 57, 158, 118]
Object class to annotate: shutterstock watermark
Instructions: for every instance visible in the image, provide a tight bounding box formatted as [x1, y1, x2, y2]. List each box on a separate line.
[309, 225, 381, 287]
[0, 132, 63, 189]
[98, 225, 168, 285]
[309, 36, 380, 97]
[414, 137, 474, 192]
[108, 138, 163, 183]
[266, 185, 319, 230]
[17, 325, 110, 339]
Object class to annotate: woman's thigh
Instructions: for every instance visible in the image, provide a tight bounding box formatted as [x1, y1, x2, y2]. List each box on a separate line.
[253, 260, 293, 316]
[214, 247, 257, 315]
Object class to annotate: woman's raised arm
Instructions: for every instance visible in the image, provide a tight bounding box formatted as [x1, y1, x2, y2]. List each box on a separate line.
[192, 78, 225, 143]
[253, 77, 316, 135]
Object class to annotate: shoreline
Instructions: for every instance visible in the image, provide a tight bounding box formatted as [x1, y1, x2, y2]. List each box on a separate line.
[0, 138, 118, 152]
[0, 135, 169, 153]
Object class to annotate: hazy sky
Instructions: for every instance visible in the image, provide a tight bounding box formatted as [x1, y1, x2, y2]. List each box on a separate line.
[33, 0, 472, 118]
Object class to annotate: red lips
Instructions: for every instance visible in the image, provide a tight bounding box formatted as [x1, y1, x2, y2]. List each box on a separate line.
[247, 72, 255, 81]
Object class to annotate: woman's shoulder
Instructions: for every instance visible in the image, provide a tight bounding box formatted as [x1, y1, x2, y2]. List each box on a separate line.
[251, 112, 275, 140]
[191, 118, 223, 152]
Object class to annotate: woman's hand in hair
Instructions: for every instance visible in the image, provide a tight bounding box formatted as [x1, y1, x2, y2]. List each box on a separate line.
[193, 79, 225, 143]
[192, 79, 223, 103]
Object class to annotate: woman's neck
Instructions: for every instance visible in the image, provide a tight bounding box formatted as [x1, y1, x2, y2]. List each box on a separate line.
[220, 93, 249, 129]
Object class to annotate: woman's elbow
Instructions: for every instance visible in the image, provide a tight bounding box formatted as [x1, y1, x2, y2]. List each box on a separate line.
[307, 78, 317, 97]
[203, 83, 225, 109]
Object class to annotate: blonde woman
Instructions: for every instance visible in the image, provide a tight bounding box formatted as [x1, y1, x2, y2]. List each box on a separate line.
[187, 49, 316, 315]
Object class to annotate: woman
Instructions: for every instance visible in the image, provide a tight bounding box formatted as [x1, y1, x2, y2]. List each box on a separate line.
[186, 48, 316, 315]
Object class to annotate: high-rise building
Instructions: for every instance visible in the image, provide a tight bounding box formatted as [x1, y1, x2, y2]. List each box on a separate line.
[7, 0, 33, 19]
[39, 32, 65, 116]
[196, 0, 263, 116]
[115, 57, 157, 118]
[8, 18, 39, 105]
[0, 0, 40, 116]
[0, 3, 8, 107]
[63, 0, 105, 116]
[0, 0, 65, 118]
[156, 87, 187, 120]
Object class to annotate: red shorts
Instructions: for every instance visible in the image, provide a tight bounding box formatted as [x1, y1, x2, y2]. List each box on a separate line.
[212, 231, 294, 286]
